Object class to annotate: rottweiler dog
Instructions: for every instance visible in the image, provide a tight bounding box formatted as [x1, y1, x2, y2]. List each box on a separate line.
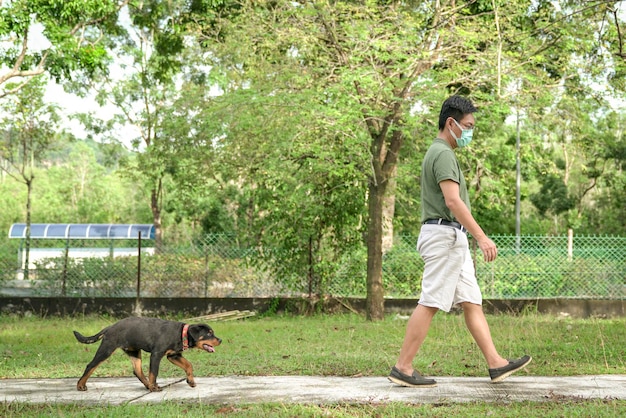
[73, 317, 221, 392]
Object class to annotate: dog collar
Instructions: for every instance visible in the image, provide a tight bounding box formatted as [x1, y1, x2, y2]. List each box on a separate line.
[182, 324, 190, 351]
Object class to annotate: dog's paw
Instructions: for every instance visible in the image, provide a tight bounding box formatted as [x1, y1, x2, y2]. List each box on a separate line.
[76, 385, 87, 392]
[148, 385, 162, 392]
[187, 378, 196, 388]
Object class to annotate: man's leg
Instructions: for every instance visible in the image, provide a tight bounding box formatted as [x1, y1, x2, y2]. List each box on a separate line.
[394, 304, 439, 375]
[461, 302, 509, 369]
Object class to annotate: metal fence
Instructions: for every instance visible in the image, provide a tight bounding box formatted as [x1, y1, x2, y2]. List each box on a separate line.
[0, 234, 624, 299]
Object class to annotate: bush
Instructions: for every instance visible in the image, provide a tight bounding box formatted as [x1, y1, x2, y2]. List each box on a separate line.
[33, 256, 136, 297]
[139, 253, 283, 297]
[382, 244, 424, 297]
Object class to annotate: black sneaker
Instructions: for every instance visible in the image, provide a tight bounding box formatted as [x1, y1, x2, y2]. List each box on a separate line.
[489, 355, 532, 383]
[388, 366, 437, 387]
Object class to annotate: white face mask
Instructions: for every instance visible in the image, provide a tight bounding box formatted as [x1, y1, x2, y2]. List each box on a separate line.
[449, 119, 474, 147]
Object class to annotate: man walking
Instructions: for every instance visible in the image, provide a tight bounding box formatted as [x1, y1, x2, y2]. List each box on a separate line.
[388, 95, 531, 387]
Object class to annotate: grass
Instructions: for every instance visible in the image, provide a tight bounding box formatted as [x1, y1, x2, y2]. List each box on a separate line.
[1, 311, 625, 416]
[1, 400, 625, 417]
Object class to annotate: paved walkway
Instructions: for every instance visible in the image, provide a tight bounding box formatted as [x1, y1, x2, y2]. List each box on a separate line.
[1, 375, 625, 405]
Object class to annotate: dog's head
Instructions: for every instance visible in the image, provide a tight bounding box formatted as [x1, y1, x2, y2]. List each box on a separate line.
[188, 324, 222, 353]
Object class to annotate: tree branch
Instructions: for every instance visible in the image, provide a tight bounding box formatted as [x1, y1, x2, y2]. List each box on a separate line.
[611, 7, 626, 60]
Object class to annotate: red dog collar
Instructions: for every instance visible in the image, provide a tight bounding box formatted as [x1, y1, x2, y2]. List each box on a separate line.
[182, 324, 190, 351]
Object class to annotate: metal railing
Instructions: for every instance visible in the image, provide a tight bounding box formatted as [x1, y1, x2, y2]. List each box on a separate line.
[1, 234, 624, 299]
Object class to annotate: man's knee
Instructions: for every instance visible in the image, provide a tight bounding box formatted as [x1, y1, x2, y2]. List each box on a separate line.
[459, 301, 483, 311]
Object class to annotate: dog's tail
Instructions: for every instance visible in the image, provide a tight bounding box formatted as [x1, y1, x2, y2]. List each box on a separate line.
[73, 328, 108, 344]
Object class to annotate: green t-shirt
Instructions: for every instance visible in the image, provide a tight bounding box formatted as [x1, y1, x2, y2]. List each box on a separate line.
[421, 138, 470, 223]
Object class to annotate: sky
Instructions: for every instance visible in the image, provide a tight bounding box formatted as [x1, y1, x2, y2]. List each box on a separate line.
[39, 8, 141, 149]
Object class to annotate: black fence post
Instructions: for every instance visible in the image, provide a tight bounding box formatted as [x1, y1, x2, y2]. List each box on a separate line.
[62, 236, 69, 297]
[136, 231, 142, 301]
[204, 250, 209, 298]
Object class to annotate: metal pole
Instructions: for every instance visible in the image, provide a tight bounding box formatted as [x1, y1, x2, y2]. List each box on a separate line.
[62, 235, 69, 296]
[205, 252, 209, 298]
[515, 107, 521, 253]
[136, 231, 142, 300]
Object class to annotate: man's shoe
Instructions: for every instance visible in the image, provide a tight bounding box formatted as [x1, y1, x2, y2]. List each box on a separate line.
[489, 355, 532, 383]
[388, 366, 437, 387]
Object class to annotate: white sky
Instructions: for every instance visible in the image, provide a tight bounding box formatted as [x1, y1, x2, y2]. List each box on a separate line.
[39, 8, 140, 148]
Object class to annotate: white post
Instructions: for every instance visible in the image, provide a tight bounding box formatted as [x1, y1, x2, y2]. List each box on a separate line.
[567, 228, 573, 261]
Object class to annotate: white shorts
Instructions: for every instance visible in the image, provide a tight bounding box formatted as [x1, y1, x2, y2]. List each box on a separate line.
[417, 224, 482, 312]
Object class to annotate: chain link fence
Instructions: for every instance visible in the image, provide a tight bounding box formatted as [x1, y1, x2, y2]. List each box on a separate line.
[1, 234, 624, 299]
[375, 235, 625, 300]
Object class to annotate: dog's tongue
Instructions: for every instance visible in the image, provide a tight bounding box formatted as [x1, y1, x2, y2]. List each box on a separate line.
[203, 344, 215, 353]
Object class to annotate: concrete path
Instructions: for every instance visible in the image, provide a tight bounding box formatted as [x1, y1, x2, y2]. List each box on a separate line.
[1, 375, 625, 405]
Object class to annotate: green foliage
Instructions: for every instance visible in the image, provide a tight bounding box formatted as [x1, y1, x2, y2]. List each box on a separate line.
[478, 243, 626, 299]
[140, 253, 282, 298]
[382, 243, 423, 297]
[140, 253, 212, 297]
[530, 174, 575, 217]
[331, 247, 368, 297]
[0, 0, 122, 95]
[480, 254, 567, 298]
[33, 256, 136, 297]
[0, 242, 18, 287]
[0, 136, 151, 235]
[0, 79, 62, 170]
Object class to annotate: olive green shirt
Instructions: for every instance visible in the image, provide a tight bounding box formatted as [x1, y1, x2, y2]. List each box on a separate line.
[421, 138, 470, 223]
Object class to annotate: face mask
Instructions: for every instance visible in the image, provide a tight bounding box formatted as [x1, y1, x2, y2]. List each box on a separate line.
[449, 118, 473, 147]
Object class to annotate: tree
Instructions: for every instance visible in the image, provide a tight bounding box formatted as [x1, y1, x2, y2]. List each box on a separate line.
[77, 0, 190, 248]
[185, 0, 512, 319]
[39, 141, 149, 223]
[423, 0, 626, 237]
[0, 78, 62, 278]
[0, 0, 127, 99]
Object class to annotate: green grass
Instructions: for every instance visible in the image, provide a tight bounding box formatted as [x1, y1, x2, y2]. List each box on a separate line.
[1, 400, 625, 418]
[1, 311, 625, 416]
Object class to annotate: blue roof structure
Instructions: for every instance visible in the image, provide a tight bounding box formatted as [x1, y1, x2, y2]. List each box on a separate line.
[8, 224, 155, 240]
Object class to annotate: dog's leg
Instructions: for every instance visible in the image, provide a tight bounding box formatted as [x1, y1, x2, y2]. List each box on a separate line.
[147, 352, 165, 392]
[76, 342, 117, 391]
[124, 349, 150, 390]
[167, 354, 196, 388]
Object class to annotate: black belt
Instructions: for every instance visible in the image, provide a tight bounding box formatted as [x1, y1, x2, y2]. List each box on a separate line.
[423, 218, 467, 233]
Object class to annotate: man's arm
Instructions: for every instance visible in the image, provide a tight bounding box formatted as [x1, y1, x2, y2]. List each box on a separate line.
[439, 179, 497, 262]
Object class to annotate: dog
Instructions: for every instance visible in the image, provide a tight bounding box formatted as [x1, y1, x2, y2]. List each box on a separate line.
[73, 316, 221, 392]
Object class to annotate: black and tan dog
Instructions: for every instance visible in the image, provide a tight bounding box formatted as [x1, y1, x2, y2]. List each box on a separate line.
[73, 317, 221, 392]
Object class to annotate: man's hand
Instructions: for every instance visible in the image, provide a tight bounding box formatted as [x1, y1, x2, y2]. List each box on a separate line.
[439, 180, 498, 262]
[476, 236, 498, 262]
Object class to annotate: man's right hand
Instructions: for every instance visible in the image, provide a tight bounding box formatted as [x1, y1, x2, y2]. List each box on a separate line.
[477, 237, 498, 262]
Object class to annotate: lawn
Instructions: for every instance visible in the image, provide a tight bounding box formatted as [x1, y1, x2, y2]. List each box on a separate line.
[1, 311, 625, 416]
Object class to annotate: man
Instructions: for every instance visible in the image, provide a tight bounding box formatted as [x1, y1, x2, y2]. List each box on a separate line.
[388, 95, 531, 387]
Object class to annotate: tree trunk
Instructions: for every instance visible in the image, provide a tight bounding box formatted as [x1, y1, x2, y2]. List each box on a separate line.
[366, 179, 387, 321]
[151, 177, 163, 250]
[382, 165, 396, 254]
[24, 179, 32, 281]
[365, 124, 403, 321]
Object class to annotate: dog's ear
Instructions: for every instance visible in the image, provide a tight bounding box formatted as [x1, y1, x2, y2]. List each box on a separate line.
[188, 324, 212, 341]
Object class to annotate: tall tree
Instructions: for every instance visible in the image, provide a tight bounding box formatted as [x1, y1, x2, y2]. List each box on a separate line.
[186, 0, 502, 319]
[77, 0, 189, 247]
[0, 78, 62, 278]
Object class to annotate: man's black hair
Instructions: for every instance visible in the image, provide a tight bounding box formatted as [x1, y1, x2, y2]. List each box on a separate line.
[438, 95, 477, 130]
